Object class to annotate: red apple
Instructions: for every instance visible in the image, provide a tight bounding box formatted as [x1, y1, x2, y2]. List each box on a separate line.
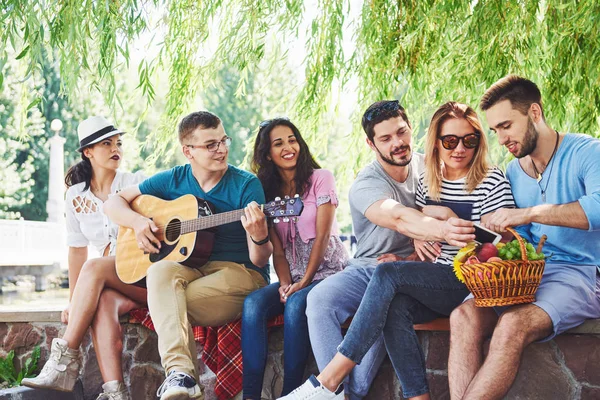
[477, 243, 499, 262]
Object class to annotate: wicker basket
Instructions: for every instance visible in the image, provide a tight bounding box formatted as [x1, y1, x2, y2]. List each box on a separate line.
[459, 227, 546, 307]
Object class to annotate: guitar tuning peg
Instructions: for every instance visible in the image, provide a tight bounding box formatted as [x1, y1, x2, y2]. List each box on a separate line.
[280, 200, 285, 205]
[274, 197, 281, 201]
[290, 199, 295, 204]
[288, 210, 294, 214]
[284, 195, 290, 200]
[294, 194, 300, 198]
[274, 218, 280, 224]
[283, 217, 290, 222]
[279, 210, 284, 215]
[270, 211, 275, 216]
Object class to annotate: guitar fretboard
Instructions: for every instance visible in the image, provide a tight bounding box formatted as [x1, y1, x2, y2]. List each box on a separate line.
[180, 209, 245, 234]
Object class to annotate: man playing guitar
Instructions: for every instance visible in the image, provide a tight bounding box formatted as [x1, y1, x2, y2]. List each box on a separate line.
[104, 111, 273, 400]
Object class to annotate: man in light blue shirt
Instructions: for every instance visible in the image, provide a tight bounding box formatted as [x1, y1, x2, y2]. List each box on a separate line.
[448, 75, 600, 400]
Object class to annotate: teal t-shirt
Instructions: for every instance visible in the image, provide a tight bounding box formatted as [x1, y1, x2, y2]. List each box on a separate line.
[138, 164, 269, 282]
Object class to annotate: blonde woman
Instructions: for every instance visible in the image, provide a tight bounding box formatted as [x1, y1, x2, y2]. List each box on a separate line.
[281, 102, 515, 400]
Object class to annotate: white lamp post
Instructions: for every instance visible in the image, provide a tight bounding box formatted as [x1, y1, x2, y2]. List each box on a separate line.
[46, 119, 66, 223]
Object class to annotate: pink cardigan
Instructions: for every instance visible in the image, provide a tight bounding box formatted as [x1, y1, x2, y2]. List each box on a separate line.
[274, 169, 340, 248]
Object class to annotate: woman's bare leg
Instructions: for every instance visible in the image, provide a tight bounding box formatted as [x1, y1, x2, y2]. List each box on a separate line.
[91, 288, 144, 383]
[62, 256, 147, 348]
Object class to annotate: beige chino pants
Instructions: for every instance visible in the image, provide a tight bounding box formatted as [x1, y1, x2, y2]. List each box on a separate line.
[146, 260, 266, 377]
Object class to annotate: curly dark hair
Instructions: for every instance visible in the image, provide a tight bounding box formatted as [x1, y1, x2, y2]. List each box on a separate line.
[251, 118, 321, 201]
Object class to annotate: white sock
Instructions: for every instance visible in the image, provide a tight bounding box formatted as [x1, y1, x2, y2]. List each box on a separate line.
[102, 380, 124, 393]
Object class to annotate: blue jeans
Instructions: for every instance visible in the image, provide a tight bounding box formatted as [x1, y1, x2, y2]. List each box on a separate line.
[338, 261, 469, 398]
[242, 280, 320, 399]
[306, 260, 388, 400]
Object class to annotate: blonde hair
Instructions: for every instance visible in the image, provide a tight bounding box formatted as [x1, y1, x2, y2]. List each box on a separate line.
[425, 102, 489, 202]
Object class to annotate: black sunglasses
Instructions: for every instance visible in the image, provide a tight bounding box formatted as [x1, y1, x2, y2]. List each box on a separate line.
[438, 133, 481, 150]
[259, 117, 290, 128]
[364, 100, 400, 122]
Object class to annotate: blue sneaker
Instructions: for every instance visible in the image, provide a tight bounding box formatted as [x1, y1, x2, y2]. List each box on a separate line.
[156, 371, 204, 400]
[277, 375, 344, 399]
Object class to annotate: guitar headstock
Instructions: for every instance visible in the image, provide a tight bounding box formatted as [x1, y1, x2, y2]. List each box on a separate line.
[263, 195, 304, 223]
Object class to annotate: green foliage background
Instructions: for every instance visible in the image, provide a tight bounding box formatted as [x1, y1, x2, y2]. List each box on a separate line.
[1, 0, 599, 226]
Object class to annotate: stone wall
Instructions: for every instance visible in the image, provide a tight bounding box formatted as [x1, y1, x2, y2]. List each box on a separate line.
[1, 316, 599, 400]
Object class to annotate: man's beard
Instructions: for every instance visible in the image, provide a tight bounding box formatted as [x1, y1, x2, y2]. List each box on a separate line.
[375, 144, 412, 167]
[514, 118, 539, 158]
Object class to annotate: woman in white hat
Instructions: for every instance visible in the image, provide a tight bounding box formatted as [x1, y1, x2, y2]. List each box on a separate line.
[22, 116, 147, 400]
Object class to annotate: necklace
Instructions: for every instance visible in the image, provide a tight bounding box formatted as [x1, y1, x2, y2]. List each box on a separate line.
[530, 130, 559, 203]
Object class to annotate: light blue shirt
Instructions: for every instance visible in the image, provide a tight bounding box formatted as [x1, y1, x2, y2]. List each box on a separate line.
[506, 134, 600, 269]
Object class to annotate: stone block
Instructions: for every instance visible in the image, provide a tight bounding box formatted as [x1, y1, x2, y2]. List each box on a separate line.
[44, 326, 59, 349]
[581, 385, 600, 400]
[0, 380, 84, 399]
[129, 364, 165, 400]
[554, 334, 600, 386]
[3, 324, 41, 352]
[125, 334, 139, 352]
[0, 323, 8, 347]
[426, 332, 450, 371]
[506, 342, 577, 399]
[427, 373, 450, 400]
[133, 332, 161, 364]
[365, 357, 398, 399]
[261, 352, 284, 400]
[268, 327, 284, 352]
[81, 346, 103, 400]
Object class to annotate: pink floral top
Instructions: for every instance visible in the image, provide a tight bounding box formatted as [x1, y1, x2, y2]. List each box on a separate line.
[274, 169, 348, 283]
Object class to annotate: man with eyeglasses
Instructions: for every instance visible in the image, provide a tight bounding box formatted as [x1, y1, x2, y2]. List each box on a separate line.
[293, 101, 476, 400]
[105, 111, 272, 400]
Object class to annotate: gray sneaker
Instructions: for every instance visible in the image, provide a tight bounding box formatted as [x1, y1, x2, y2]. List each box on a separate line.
[96, 381, 130, 400]
[156, 371, 204, 400]
[21, 338, 80, 392]
[277, 375, 344, 400]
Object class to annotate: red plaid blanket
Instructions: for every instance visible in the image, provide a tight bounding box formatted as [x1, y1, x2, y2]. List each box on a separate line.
[129, 308, 284, 400]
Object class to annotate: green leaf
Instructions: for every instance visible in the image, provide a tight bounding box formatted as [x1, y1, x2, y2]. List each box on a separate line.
[26, 97, 42, 111]
[15, 46, 30, 60]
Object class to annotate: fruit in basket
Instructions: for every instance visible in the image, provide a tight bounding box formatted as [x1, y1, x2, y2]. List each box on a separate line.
[453, 242, 478, 282]
[465, 255, 481, 265]
[498, 239, 546, 261]
[487, 257, 502, 262]
[477, 242, 498, 262]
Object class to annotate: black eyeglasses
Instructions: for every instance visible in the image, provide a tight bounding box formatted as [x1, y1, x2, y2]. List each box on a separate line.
[186, 137, 232, 152]
[364, 100, 400, 122]
[259, 117, 290, 128]
[438, 133, 481, 150]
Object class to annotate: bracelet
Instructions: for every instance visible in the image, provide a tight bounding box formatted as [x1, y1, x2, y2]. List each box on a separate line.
[251, 234, 270, 246]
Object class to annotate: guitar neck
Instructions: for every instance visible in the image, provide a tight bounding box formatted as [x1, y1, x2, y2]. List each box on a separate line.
[180, 208, 246, 234]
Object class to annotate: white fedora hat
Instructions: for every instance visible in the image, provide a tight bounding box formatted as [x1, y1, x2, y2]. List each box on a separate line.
[77, 116, 126, 151]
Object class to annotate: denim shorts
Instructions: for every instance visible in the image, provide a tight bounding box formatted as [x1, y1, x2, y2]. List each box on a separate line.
[466, 263, 600, 341]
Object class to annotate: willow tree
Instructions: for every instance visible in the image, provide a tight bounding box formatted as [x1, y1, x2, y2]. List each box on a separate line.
[2, 0, 599, 168]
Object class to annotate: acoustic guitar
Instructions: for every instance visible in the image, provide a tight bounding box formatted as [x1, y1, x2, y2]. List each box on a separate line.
[115, 194, 304, 284]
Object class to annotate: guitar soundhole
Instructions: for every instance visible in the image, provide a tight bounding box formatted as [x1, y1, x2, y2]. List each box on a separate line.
[165, 219, 182, 243]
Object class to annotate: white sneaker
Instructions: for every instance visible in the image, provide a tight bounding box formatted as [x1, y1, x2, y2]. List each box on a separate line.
[96, 381, 130, 400]
[21, 338, 80, 392]
[278, 375, 344, 400]
[156, 371, 204, 400]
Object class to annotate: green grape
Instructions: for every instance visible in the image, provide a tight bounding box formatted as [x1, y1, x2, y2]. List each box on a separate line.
[506, 252, 514, 260]
[498, 248, 507, 259]
[527, 251, 536, 260]
[526, 243, 535, 252]
[510, 247, 520, 256]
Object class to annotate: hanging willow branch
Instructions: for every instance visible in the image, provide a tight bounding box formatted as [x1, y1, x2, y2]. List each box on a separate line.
[1, 0, 598, 165]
